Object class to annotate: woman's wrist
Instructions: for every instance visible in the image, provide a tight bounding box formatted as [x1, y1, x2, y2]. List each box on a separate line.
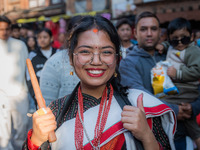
[31, 131, 46, 147]
[27, 129, 40, 150]
[141, 130, 160, 150]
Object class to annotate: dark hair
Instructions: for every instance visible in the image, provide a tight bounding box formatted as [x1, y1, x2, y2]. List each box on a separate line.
[0, 15, 11, 25]
[116, 18, 133, 30]
[67, 15, 126, 94]
[11, 24, 20, 31]
[26, 36, 38, 52]
[21, 24, 29, 29]
[66, 15, 83, 33]
[67, 15, 120, 61]
[37, 28, 52, 37]
[167, 17, 192, 37]
[135, 11, 160, 27]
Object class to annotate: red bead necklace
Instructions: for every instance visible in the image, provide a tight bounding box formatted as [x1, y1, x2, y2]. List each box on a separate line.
[75, 84, 113, 149]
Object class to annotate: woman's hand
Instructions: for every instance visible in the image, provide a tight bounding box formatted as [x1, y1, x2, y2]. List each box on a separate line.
[121, 94, 159, 150]
[31, 107, 57, 146]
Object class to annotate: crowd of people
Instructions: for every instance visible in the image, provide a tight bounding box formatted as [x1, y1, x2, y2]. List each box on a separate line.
[0, 10, 200, 150]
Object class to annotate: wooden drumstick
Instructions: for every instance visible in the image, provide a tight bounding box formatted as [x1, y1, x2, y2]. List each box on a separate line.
[26, 58, 57, 143]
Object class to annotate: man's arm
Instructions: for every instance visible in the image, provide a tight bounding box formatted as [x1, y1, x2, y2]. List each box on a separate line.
[177, 86, 200, 120]
[179, 46, 200, 81]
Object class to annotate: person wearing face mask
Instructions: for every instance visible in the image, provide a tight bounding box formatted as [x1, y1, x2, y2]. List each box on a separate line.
[26, 28, 57, 109]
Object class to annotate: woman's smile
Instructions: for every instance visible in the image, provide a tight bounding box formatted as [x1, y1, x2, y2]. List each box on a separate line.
[86, 68, 106, 77]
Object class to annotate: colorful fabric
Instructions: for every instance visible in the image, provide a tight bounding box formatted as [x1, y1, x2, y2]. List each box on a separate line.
[22, 87, 176, 150]
[50, 88, 176, 150]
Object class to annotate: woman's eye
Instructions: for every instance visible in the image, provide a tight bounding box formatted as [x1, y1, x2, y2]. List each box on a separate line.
[79, 50, 91, 55]
[102, 51, 113, 55]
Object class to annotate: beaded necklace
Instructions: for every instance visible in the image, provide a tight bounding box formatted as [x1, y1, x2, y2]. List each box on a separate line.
[75, 84, 113, 149]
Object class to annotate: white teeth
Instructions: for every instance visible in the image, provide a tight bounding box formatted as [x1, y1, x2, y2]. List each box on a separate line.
[88, 70, 103, 74]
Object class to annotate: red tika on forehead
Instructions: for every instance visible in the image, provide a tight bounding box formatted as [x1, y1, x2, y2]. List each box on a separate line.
[93, 28, 98, 33]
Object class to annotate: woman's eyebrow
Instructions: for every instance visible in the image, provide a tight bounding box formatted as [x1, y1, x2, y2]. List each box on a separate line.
[100, 46, 115, 50]
[76, 45, 93, 49]
[77, 45, 115, 50]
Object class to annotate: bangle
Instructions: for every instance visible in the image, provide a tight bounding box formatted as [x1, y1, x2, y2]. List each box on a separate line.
[27, 129, 40, 150]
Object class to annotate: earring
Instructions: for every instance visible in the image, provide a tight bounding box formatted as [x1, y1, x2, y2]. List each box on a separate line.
[114, 72, 117, 78]
[70, 66, 74, 75]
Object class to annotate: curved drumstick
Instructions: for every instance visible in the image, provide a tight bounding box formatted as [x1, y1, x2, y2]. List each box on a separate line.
[26, 58, 57, 143]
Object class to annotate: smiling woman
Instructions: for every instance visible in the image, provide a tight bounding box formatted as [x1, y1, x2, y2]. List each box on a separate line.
[23, 15, 176, 150]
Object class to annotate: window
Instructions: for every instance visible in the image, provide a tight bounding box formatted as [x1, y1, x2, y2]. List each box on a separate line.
[29, 0, 45, 8]
[52, 0, 61, 4]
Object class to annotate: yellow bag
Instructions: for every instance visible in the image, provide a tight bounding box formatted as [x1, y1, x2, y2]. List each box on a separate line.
[151, 61, 179, 98]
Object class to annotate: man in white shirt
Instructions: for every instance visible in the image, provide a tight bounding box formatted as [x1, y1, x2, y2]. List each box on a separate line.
[0, 15, 29, 150]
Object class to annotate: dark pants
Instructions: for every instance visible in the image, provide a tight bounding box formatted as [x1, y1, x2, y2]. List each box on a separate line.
[174, 121, 188, 150]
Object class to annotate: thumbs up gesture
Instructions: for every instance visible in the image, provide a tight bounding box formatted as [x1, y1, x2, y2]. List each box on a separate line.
[121, 93, 151, 142]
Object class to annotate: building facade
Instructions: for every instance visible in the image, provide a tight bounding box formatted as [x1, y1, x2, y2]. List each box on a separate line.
[1, 0, 66, 22]
[134, 0, 200, 29]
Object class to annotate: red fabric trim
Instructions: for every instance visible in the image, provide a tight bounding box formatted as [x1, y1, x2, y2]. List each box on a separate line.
[144, 104, 176, 134]
[144, 104, 172, 116]
[112, 134, 125, 150]
[197, 114, 200, 126]
[27, 129, 40, 150]
[147, 118, 153, 130]
[84, 121, 124, 149]
[172, 113, 176, 134]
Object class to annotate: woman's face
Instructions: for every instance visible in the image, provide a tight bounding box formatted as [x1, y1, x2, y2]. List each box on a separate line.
[27, 37, 35, 49]
[71, 29, 117, 90]
[37, 31, 52, 49]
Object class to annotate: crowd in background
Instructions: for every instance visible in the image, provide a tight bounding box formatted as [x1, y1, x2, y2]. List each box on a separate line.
[1, 11, 200, 149]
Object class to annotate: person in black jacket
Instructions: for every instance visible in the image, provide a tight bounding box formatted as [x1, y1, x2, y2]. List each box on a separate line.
[26, 28, 57, 109]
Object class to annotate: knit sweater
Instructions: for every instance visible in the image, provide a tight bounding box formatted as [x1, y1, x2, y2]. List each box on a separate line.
[40, 50, 79, 106]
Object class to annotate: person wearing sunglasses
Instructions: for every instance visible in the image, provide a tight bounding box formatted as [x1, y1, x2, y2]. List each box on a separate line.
[160, 17, 200, 149]
[119, 12, 200, 150]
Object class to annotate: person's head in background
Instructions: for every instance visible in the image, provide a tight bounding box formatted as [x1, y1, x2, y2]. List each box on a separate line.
[159, 28, 167, 43]
[116, 18, 133, 48]
[58, 32, 65, 44]
[37, 28, 53, 50]
[11, 24, 20, 39]
[167, 17, 193, 51]
[0, 15, 11, 41]
[20, 24, 29, 38]
[27, 29, 35, 37]
[67, 15, 120, 91]
[134, 11, 161, 55]
[27, 36, 37, 52]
